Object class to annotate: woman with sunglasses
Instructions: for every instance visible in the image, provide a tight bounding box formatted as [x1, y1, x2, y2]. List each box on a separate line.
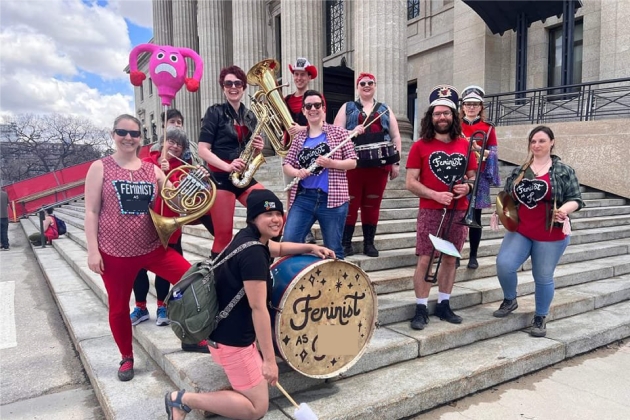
[334, 72, 402, 257]
[458, 86, 501, 269]
[282, 90, 357, 258]
[84, 115, 200, 382]
[198, 65, 265, 258]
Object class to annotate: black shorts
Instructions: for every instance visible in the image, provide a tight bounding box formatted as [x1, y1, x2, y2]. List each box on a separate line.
[212, 171, 259, 199]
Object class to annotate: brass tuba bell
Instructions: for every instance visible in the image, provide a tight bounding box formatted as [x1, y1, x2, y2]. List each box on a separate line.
[150, 165, 216, 248]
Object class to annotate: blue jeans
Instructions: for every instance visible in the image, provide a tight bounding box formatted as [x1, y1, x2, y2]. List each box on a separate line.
[0, 218, 8, 249]
[283, 188, 349, 259]
[496, 231, 570, 316]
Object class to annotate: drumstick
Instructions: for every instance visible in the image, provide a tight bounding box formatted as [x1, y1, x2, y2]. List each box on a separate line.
[276, 382, 299, 409]
[284, 109, 389, 191]
[276, 382, 319, 420]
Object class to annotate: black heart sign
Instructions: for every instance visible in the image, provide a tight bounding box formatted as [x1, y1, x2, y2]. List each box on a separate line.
[514, 179, 548, 209]
[297, 142, 331, 176]
[429, 151, 467, 186]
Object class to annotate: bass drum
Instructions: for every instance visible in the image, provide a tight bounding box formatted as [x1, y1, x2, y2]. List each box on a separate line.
[270, 255, 378, 379]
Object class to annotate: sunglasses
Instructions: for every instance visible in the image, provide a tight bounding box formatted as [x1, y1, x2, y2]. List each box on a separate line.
[223, 80, 244, 88]
[303, 102, 323, 110]
[114, 129, 141, 138]
[359, 81, 375, 87]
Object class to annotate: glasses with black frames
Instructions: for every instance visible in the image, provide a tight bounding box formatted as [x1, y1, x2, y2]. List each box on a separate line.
[222, 80, 244, 88]
[303, 102, 323, 110]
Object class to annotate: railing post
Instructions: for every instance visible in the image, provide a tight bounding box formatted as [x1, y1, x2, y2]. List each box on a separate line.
[38, 209, 46, 248]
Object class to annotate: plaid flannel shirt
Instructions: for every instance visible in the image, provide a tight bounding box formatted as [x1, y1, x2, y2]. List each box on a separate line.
[284, 123, 357, 208]
[505, 155, 585, 219]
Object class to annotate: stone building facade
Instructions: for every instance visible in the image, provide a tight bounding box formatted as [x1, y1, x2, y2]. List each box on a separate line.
[133, 0, 629, 143]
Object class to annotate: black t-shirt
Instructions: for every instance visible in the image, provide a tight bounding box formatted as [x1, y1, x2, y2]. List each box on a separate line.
[209, 225, 271, 347]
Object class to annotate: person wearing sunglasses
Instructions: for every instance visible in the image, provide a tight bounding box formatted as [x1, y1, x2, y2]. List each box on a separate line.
[198, 65, 266, 258]
[282, 90, 357, 258]
[84, 114, 206, 382]
[405, 86, 478, 331]
[334, 72, 402, 258]
[284, 57, 318, 245]
[458, 85, 501, 269]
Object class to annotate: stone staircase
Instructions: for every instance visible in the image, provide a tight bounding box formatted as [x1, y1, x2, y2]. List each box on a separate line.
[21, 155, 630, 419]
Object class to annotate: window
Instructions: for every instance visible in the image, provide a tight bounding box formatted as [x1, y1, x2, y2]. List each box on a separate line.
[139, 85, 144, 102]
[275, 14, 282, 81]
[150, 113, 156, 142]
[548, 20, 583, 90]
[326, 0, 344, 55]
[148, 78, 153, 95]
[407, 82, 419, 140]
[408, 0, 420, 20]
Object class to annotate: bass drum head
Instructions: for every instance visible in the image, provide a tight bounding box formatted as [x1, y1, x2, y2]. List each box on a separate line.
[270, 256, 378, 379]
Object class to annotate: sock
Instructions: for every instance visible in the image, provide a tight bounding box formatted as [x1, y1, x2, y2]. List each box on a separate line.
[136, 302, 147, 310]
[438, 293, 450, 303]
[416, 298, 428, 306]
[157, 300, 165, 307]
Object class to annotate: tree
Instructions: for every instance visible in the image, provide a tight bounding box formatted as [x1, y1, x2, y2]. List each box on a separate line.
[0, 114, 113, 184]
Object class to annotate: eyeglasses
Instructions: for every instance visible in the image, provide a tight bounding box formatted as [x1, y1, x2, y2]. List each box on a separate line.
[303, 102, 323, 110]
[114, 129, 141, 138]
[222, 80, 244, 88]
[432, 111, 453, 118]
[359, 81, 375, 87]
[463, 103, 480, 108]
[166, 139, 183, 148]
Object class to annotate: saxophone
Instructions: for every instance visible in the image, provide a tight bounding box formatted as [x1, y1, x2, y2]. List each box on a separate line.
[229, 102, 267, 188]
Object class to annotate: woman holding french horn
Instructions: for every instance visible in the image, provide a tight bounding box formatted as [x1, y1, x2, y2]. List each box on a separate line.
[459, 86, 501, 269]
[84, 114, 209, 382]
[494, 125, 583, 338]
[334, 72, 402, 258]
[198, 65, 265, 257]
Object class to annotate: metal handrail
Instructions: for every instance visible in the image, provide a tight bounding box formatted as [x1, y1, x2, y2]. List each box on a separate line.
[35, 195, 84, 249]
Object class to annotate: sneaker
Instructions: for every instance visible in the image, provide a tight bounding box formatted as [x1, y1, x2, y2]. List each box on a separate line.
[410, 304, 429, 330]
[435, 300, 463, 324]
[156, 306, 170, 326]
[305, 231, 316, 244]
[130, 307, 149, 326]
[118, 357, 134, 381]
[493, 298, 518, 318]
[530, 315, 547, 337]
[181, 340, 210, 353]
[467, 256, 479, 269]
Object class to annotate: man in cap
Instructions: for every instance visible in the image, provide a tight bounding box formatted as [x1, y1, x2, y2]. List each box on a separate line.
[165, 189, 334, 420]
[285, 58, 319, 244]
[405, 86, 478, 330]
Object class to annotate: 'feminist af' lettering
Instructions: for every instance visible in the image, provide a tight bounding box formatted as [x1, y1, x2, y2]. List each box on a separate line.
[429, 151, 466, 185]
[290, 290, 366, 331]
[514, 179, 548, 209]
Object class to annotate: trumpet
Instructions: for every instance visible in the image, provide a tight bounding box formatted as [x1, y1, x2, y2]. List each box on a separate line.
[150, 155, 216, 248]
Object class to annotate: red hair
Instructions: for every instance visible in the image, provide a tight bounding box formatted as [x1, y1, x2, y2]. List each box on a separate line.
[356, 72, 376, 86]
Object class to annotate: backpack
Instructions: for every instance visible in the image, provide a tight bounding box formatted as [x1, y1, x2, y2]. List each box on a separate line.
[53, 216, 67, 235]
[165, 240, 262, 345]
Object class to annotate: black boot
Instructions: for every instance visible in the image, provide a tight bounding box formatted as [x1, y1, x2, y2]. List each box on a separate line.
[342, 225, 355, 257]
[362, 224, 379, 257]
[435, 300, 463, 324]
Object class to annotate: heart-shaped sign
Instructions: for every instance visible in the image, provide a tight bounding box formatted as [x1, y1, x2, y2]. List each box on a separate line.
[514, 179, 548, 209]
[428, 151, 467, 186]
[297, 142, 331, 176]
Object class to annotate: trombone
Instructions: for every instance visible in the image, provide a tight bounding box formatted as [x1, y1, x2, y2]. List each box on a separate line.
[424, 130, 488, 283]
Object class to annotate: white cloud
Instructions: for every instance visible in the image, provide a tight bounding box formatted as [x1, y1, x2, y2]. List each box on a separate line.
[0, 0, 140, 128]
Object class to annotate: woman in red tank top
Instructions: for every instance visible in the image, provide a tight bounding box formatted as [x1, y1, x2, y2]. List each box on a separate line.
[84, 114, 197, 382]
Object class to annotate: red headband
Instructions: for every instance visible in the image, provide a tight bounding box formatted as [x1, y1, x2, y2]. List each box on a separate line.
[356, 72, 376, 86]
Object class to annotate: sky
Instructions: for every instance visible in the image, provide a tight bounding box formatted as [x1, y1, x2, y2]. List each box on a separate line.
[0, 0, 153, 129]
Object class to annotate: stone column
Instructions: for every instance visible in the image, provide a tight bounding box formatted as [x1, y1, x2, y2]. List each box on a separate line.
[172, 0, 202, 142]
[353, 0, 411, 140]
[232, 0, 267, 100]
[281, 0, 324, 93]
[198, 0, 232, 110]
[152, 0, 173, 45]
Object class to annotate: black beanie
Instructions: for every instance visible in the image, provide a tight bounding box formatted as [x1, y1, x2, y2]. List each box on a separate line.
[246, 189, 284, 221]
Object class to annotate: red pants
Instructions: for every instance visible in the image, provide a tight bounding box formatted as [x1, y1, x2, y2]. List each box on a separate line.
[346, 166, 389, 225]
[100, 246, 191, 357]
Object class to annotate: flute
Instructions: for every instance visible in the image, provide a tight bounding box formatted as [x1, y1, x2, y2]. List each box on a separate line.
[283, 109, 389, 191]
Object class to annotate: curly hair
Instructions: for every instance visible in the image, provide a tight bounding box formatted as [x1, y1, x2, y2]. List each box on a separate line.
[419, 106, 462, 142]
[219, 65, 247, 88]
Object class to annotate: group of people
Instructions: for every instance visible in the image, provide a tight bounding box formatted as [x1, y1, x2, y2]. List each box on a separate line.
[82, 56, 582, 420]
[406, 84, 583, 340]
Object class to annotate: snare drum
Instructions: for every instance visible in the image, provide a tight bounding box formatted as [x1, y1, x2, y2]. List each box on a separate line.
[270, 255, 378, 378]
[354, 142, 400, 168]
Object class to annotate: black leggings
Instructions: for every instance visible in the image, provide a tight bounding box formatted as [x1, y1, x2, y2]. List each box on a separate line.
[468, 208, 483, 258]
[133, 238, 183, 304]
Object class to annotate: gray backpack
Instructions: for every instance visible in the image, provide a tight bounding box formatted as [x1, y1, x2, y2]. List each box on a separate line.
[165, 241, 261, 345]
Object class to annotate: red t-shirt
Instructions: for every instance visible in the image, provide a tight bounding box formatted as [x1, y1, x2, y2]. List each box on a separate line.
[286, 94, 303, 115]
[461, 119, 497, 172]
[514, 172, 566, 241]
[406, 137, 478, 210]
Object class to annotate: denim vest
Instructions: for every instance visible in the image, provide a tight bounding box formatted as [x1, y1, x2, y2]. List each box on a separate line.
[345, 101, 391, 142]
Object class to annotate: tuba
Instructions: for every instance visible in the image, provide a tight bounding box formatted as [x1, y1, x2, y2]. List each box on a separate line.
[230, 59, 295, 187]
[150, 166, 217, 248]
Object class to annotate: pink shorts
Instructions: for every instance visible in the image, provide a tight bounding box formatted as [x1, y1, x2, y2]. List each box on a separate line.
[416, 208, 468, 256]
[209, 343, 264, 391]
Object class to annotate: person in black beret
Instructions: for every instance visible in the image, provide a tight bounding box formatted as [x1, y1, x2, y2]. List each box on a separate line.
[165, 189, 334, 420]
